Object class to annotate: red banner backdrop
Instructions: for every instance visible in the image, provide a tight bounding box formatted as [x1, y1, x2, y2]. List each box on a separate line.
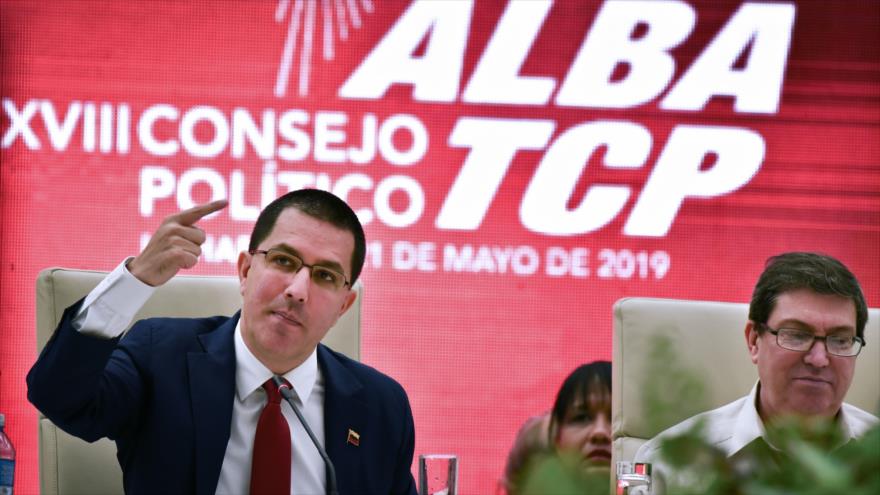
[2, 1, 878, 493]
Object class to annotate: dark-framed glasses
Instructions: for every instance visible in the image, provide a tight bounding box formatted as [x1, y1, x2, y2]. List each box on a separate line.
[760, 323, 864, 357]
[250, 248, 350, 291]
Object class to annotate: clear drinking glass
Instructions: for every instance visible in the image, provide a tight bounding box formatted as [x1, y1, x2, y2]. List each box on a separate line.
[616, 461, 652, 494]
[418, 454, 458, 495]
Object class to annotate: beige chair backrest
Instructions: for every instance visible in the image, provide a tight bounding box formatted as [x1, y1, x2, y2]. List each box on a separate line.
[34, 267, 362, 495]
[611, 297, 880, 473]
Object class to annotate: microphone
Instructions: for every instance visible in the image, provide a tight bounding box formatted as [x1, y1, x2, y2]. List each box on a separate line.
[272, 375, 339, 495]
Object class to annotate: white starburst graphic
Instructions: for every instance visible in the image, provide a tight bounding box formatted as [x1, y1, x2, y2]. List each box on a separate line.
[275, 0, 375, 98]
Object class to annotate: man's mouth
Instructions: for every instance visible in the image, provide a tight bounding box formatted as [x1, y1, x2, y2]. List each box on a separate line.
[273, 311, 302, 327]
[793, 376, 832, 386]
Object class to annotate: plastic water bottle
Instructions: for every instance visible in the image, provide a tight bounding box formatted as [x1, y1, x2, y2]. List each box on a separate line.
[0, 413, 14, 495]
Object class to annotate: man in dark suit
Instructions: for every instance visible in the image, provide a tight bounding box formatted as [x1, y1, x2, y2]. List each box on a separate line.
[28, 189, 417, 495]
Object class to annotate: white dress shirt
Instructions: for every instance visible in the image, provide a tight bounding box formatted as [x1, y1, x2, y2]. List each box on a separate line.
[634, 381, 879, 493]
[73, 260, 328, 495]
[215, 322, 327, 495]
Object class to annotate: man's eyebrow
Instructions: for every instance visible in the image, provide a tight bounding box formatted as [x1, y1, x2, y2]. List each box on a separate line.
[774, 318, 856, 333]
[269, 243, 346, 273]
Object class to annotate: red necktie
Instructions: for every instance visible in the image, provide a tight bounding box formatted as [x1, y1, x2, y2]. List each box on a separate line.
[250, 378, 292, 495]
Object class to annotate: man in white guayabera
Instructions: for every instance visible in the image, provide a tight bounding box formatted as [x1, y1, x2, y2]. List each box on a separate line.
[635, 252, 878, 492]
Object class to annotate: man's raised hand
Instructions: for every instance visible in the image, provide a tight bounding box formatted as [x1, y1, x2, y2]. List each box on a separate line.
[127, 199, 228, 287]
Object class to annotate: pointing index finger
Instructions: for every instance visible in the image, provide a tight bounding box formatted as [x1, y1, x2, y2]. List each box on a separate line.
[172, 199, 229, 226]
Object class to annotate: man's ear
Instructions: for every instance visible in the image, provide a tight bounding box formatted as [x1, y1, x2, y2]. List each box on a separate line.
[745, 321, 760, 364]
[237, 251, 252, 296]
[338, 289, 357, 317]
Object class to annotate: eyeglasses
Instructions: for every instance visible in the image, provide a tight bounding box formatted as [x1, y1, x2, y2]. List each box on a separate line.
[759, 323, 864, 357]
[250, 248, 350, 291]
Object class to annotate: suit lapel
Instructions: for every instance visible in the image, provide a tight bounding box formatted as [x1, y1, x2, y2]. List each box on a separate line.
[188, 313, 238, 494]
[319, 345, 368, 494]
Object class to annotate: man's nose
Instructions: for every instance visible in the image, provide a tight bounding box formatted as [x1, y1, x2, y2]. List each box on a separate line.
[803, 338, 831, 367]
[284, 267, 312, 302]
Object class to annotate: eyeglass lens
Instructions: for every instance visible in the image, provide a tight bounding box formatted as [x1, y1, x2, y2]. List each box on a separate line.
[776, 328, 860, 356]
[261, 249, 347, 289]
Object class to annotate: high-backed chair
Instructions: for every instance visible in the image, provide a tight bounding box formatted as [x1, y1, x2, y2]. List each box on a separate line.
[35, 267, 362, 495]
[612, 297, 879, 478]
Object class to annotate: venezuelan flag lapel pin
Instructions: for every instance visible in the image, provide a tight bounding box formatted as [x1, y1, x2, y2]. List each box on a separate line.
[347, 429, 361, 447]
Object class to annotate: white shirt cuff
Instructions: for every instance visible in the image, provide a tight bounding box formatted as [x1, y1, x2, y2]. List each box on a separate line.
[72, 258, 156, 338]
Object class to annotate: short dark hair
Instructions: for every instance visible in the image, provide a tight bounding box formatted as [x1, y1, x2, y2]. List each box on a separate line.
[548, 361, 612, 443]
[749, 252, 868, 340]
[249, 189, 367, 284]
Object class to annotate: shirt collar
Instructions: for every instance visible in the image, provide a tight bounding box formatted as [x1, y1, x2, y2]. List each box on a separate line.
[836, 406, 858, 443]
[736, 380, 854, 455]
[730, 381, 770, 454]
[234, 319, 319, 404]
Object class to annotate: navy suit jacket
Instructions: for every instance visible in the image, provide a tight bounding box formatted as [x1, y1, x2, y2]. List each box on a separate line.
[28, 301, 417, 495]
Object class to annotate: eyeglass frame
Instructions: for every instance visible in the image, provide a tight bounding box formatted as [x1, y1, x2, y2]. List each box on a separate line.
[249, 248, 352, 290]
[757, 322, 865, 357]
